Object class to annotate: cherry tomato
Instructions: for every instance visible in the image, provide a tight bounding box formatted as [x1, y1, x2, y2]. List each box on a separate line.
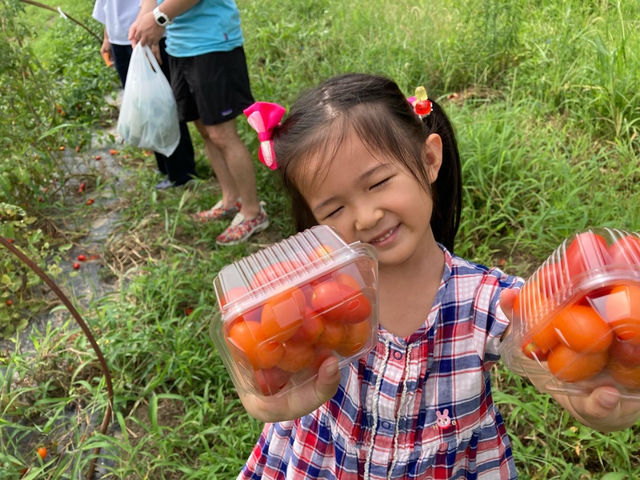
[309, 244, 334, 260]
[536, 262, 563, 297]
[336, 318, 373, 357]
[37, 446, 47, 460]
[547, 344, 607, 383]
[254, 367, 291, 396]
[311, 279, 371, 324]
[289, 310, 325, 343]
[604, 284, 640, 344]
[564, 232, 610, 279]
[514, 280, 546, 321]
[607, 357, 640, 390]
[608, 336, 640, 367]
[226, 318, 284, 369]
[278, 340, 315, 372]
[77, 254, 86, 262]
[521, 319, 560, 360]
[250, 261, 303, 288]
[260, 288, 306, 342]
[316, 320, 345, 349]
[552, 304, 612, 353]
[608, 235, 640, 266]
[219, 286, 249, 308]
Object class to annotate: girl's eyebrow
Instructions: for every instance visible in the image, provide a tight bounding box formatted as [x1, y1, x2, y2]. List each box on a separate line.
[311, 163, 391, 212]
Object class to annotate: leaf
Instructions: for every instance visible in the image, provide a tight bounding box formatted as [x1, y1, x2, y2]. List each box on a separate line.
[601, 473, 628, 480]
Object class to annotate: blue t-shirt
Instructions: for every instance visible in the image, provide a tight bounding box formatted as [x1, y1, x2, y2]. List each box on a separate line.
[160, 0, 244, 57]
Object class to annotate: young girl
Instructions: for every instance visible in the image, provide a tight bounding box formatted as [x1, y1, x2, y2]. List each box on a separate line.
[237, 73, 639, 479]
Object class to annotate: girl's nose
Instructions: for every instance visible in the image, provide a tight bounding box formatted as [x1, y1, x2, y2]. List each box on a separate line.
[354, 205, 383, 231]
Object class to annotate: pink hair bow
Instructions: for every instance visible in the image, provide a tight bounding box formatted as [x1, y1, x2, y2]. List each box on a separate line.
[243, 102, 287, 170]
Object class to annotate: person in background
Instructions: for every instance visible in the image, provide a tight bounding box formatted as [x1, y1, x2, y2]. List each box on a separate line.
[93, 0, 196, 190]
[129, 0, 269, 245]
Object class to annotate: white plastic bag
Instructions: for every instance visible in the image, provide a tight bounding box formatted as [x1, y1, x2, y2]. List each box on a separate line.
[117, 44, 180, 156]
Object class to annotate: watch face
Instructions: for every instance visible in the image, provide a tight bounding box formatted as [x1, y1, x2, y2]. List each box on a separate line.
[158, 16, 167, 25]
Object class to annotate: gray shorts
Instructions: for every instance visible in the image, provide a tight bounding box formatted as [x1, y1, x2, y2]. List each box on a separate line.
[169, 46, 254, 126]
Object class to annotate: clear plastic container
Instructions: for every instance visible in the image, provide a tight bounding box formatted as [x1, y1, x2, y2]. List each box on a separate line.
[210, 225, 379, 398]
[502, 228, 640, 399]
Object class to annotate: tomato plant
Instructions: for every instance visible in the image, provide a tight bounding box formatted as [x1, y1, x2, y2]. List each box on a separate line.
[552, 304, 612, 353]
[608, 235, 640, 266]
[547, 344, 607, 383]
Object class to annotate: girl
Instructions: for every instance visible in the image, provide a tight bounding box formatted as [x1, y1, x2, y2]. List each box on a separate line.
[237, 73, 639, 479]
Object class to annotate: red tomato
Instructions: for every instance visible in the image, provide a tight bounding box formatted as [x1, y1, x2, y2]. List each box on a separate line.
[608, 235, 640, 266]
[219, 286, 249, 308]
[604, 284, 640, 344]
[278, 340, 315, 372]
[311, 279, 371, 324]
[250, 261, 302, 288]
[260, 288, 306, 342]
[608, 336, 640, 367]
[607, 357, 640, 390]
[547, 344, 607, 383]
[254, 367, 291, 396]
[564, 232, 610, 279]
[289, 310, 325, 343]
[536, 262, 562, 297]
[552, 304, 612, 353]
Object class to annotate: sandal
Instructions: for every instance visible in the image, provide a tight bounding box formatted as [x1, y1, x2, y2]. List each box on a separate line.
[193, 199, 241, 223]
[216, 203, 269, 245]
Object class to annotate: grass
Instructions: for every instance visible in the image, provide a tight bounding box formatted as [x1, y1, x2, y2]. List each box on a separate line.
[1, 0, 640, 478]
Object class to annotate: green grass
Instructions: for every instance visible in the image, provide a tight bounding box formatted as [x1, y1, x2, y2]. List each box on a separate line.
[1, 0, 640, 478]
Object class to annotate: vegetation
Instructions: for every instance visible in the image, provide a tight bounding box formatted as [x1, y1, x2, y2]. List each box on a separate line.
[1, 0, 639, 478]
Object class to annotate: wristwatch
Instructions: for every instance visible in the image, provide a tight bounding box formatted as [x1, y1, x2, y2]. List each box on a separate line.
[153, 6, 173, 26]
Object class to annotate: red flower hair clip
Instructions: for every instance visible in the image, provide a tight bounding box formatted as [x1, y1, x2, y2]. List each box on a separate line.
[243, 102, 287, 169]
[407, 86, 432, 119]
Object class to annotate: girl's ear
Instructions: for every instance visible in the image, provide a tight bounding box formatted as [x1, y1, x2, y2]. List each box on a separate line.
[423, 133, 443, 184]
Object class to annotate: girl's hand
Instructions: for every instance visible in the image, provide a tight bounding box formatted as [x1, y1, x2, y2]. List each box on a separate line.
[499, 289, 640, 432]
[238, 356, 341, 423]
[128, 12, 165, 48]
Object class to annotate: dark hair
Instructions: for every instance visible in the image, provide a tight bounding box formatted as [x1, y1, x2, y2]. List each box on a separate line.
[272, 73, 462, 252]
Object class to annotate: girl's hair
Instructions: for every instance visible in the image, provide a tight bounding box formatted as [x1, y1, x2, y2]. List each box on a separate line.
[272, 73, 462, 252]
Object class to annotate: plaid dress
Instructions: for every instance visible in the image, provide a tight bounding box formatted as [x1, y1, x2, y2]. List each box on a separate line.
[239, 248, 523, 479]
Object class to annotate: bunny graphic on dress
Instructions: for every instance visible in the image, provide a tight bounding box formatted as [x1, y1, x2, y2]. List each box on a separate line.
[434, 409, 456, 430]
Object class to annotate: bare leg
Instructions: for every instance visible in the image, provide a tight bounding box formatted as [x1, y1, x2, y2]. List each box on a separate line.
[198, 119, 260, 219]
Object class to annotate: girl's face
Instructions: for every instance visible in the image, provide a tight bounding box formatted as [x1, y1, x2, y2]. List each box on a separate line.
[299, 131, 442, 268]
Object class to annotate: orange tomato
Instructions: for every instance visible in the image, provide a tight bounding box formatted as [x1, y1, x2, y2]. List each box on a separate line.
[254, 367, 291, 396]
[309, 244, 334, 260]
[316, 320, 345, 349]
[336, 318, 373, 357]
[552, 304, 612, 353]
[608, 235, 640, 266]
[226, 318, 284, 369]
[260, 288, 306, 342]
[278, 340, 316, 372]
[564, 231, 610, 279]
[607, 357, 640, 390]
[37, 446, 47, 460]
[514, 280, 546, 321]
[547, 344, 608, 383]
[536, 262, 563, 297]
[521, 320, 560, 360]
[604, 283, 640, 344]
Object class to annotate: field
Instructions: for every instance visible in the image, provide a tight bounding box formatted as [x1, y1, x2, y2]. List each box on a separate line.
[0, 0, 639, 478]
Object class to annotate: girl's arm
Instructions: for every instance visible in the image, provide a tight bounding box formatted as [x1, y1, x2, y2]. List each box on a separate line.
[129, 0, 200, 47]
[499, 289, 640, 432]
[238, 356, 341, 423]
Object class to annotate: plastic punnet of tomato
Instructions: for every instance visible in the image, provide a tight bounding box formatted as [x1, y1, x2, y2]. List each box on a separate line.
[501, 228, 640, 400]
[209, 225, 379, 398]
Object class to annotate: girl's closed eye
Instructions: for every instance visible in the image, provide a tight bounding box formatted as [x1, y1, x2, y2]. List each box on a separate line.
[370, 176, 392, 190]
[324, 206, 343, 219]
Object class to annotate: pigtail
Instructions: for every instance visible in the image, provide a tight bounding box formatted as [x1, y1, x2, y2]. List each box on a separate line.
[423, 100, 462, 253]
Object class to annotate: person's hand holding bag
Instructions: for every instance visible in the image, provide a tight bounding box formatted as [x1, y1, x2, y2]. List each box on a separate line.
[116, 44, 180, 156]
